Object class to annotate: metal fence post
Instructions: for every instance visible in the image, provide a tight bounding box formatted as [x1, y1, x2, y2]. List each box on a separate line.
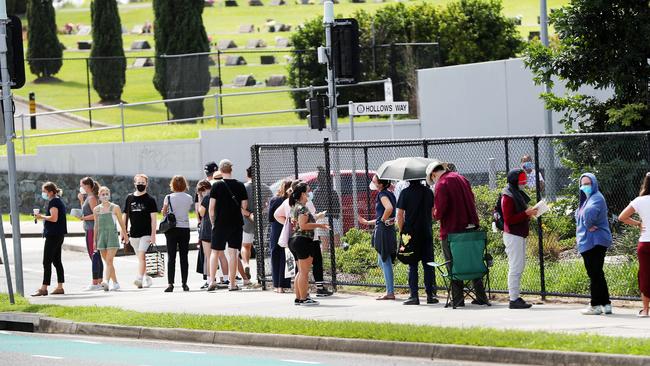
[323, 138, 337, 291]
[363, 146, 371, 223]
[504, 138, 510, 172]
[216, 50, 223, 124]
[85, 58, 93, 128]
[534, 137, 547, 300]
[292, 146, 299, 179]
[20, 113, 25, 154]
[119, 102, 125, 143]
[214, 94, 221, 129]
[251, 144, 267, 290]
[422, 140, 429, 158]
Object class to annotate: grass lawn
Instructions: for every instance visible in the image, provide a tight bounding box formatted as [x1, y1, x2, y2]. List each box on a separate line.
[0, 293, 649, 356]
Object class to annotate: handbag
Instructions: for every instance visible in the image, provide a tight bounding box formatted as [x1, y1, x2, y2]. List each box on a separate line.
[284, 247, 296, 278]
[278, 215, 292, 248]
[396, 231, 419, 265]
[196, 243, 206, 275]
[145, 244, 165, 278]
[158, 195, 176, 234]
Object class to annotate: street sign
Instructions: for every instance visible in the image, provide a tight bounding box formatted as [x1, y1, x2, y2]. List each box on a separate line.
[384, 80, 393, 102]
[349, 101, 409, 116]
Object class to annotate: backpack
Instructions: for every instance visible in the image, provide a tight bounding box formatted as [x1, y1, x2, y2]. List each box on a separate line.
[492, 193, 504, 231]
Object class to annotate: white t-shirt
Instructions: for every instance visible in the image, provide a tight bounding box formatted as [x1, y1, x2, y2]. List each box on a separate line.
[631, 196, 650, 242]
[526, 169, 544, 188]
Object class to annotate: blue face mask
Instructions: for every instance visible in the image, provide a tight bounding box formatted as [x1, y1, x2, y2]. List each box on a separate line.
[41, 192, 49, 200]
[580, 185, 592, 196]
[522, 162, 533, 170]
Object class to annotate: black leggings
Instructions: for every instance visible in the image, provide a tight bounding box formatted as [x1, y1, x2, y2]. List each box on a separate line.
[165, 227, 190, 285]
[43, 235, 65, 286]
[581, 245, 611, 306]
[312, 241, 324, 283]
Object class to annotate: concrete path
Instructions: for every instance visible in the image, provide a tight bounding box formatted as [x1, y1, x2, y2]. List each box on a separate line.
[12, 100, 91, 131]
[1, 235, 649, 340]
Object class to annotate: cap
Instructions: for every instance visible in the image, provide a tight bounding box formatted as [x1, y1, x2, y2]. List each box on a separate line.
[204, 161, 218, 176]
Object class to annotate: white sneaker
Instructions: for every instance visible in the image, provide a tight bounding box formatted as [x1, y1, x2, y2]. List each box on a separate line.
[84, 284, 103, 291]
[603, 304, 613, 314]
[109, 283, 121, 291]
[134, 279, 143, 289]
[143, 276, 153, 288]
[101, 282, 109, 292]
[581, 305, 602, 315]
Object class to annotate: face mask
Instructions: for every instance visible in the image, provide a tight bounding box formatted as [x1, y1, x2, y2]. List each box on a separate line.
[522, 162, 534, 170]
[79, 186, 86, 194]
[136, 184, 146, 192]
[307, 191, 314, 201]
[518, 184, 526, 190]
[41, 192, 49, 200]
[369, 181, 378, 191]
[99, 194, 110, 203]
[580, 185, 592, 196]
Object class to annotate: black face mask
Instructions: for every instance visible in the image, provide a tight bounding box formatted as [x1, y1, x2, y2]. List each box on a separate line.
[136, 184, 146, 192]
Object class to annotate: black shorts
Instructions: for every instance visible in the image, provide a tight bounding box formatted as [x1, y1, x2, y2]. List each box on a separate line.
[289, 236, 314, 260]
[211, 226, 243, 251]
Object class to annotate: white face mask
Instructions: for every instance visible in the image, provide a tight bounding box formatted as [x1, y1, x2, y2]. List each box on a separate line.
[79, 186, 86, 194]
[307, 191, 314, 201]
[369, 181, 378, 191]
[99, 194, 110, 203]
[518, 184, 526, 190]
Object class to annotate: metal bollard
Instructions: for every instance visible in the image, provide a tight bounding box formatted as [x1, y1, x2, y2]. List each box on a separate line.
[29, 92, 36, 129]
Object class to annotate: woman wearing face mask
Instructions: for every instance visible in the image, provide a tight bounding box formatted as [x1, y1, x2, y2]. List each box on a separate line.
[78, 177, 103, 291]
[501, 169, 538, 309]
[576, 173, 613, 315]
[520, 155, 545, 191]
[359, 175, 397, 300]
[123, 174, 158, 289]
[94, 186, 128, 291]
[32, 182, 67, 296]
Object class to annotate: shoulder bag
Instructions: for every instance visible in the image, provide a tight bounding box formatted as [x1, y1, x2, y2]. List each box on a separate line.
[158, 195, 176, 234]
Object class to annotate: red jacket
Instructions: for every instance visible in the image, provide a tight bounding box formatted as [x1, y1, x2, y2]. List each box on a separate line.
[433, 172, 479, 240]
[501, 194, 530, 238]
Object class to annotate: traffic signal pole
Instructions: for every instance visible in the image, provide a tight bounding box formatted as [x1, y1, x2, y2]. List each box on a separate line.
[0, 0, 24, 296]
[323, 0, 338, 142]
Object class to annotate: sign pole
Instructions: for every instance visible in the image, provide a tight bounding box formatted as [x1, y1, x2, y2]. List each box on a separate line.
[0, 211, 14, 304]
[0, 0, 23, 295]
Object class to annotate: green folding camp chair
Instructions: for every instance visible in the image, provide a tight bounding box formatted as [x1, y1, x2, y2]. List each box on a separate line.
[429, 231, 491, 309]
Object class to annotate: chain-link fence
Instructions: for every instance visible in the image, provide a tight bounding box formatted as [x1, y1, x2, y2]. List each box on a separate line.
[251, 132, 650, 300]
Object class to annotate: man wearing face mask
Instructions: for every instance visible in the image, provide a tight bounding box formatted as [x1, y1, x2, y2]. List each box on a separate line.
[521, 155, 545, 192]
[123, 174, 158, 289]
[501, 169, 538, 309]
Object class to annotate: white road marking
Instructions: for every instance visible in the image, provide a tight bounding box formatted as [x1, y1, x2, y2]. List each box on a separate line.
[171, 350, 206, 354]
[0, 330, 11, 335]
[281, 360, 321, 365]
[72, 339, 101, 344]
[32, 355, 64, 360]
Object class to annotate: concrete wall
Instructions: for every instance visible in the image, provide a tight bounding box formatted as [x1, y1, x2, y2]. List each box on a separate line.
[417, 58, 613, 138]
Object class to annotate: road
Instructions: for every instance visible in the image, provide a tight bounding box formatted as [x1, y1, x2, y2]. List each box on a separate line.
[0, 331, 523, 366]
[12, 99, 91, 131]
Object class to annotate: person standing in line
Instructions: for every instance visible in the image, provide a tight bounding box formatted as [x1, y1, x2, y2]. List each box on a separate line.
[290, 182, 329, 306]
[78, 177, 103, 291]
[359, 175, 396, 300]
[210, 170, 231, 287]
[242, 166, 272, 281]
[162, 175, 194, 292]
[501, 169, 537, 309]
[208, 159, 249, 291]
[193, 162, 219, 288]
[429, 162, 488, 307]
[94, 186, 128, 292]
[196, 179, 213, 289]
[268, 180, 293, 293]
[32, 182, 68, 296]
[575, 173, 613, 315]
[123, 174, 158, 289]
[396, 179, 437, 306]
[619, 172, 650, 317]
[521, 154, 545, 191]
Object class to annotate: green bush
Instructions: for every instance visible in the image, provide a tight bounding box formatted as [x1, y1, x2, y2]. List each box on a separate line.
[90, 0, 126, 103]
[27, 0, 64, 79]
[336, 228, 376, 275]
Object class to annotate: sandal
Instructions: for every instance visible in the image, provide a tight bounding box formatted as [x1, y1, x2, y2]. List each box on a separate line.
[638, 310, 649, 318]
[376, 294, 396, 300]
[228, 286, 240, 292]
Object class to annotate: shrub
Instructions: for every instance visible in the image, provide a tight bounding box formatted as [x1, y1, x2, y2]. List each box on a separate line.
[336, 228, 376, 275]
[27, 0, 64, 79]
[90, 0, 126, 103]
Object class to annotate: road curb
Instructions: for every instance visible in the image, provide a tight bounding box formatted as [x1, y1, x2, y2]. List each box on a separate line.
[6, 315, 642, 366]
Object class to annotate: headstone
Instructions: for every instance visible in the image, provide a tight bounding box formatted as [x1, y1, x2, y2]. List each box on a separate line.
[512, 15, 522, 26]
[299, 0, 311, 4]
[233, 74, 256, 87]
[275, 37, 291, 48]
[217, 39, 237, 50]
[246, 39, 267, 49]
[77, 41, 92, 50]
[318, 0, 337, 3]
[278, 24, 291, 32]
[239, 24, 255, 33]
[528, 31, 540, 41]
[132, 57, 154, 68]
[270, 0, 285, 5]
[225, 0, 238, 6]
[351, 0, 365, 3]
[121, 26, 129, 34]
[131, 25, 143, 34]
[131, 40, 151, 50]
[260, 55, 276, 64]
[208, 57, 216, 66]
[225, 55, 247, 66]
[248, 0, 263, 5]
[77, 25, 92, 35]
[265, 75, 286, 87]
[205, 0, 215, 6]
[210, 76, 222, 87]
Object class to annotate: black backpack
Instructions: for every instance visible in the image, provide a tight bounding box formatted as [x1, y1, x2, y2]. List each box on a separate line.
[492, 193, 504, 231]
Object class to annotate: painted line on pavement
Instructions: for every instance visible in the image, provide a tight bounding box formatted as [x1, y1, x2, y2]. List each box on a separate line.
[0, 330, 10, 335]
[72, 339, 101, 344]
[171, 350, 206, 354]
[32, 355, 64, 360]
[281, 360, 321, 364]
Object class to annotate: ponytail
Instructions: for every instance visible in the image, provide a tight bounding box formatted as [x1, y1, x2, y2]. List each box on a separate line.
[92, 181, 100, 196]
[289, 182, 308, 207]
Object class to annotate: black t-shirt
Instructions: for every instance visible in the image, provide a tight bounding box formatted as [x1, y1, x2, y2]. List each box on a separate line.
[44, 197, 67, 237]
[209, 179, 247, 228]
[124, 193, 158, 238]
[396, 183, 433, 237]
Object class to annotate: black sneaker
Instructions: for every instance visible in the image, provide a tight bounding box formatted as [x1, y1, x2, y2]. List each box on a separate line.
[509, 298, 532, 309]
[427, 296, 439, 304]
[182, 284, 190, 292]
[164, 285, 174, 293]
[316, 288, 333, 297]
[301, 298, 320, 306]
[200, 282, 209, 290]
[471, 299, 489, 305]
[403, 297, 420, 305]
[294, 298, 303, 306]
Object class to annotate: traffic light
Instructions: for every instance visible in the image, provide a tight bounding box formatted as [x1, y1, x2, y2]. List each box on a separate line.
[332, 18, 360, 85]
[6, 15, 25, 89]
[306, 94, 327, 131]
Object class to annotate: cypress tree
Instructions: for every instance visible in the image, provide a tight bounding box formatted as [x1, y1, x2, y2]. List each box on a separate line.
[27, 0, 63, 80]
[153, 0, 210, 121]
[90, 0, 126, 103]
